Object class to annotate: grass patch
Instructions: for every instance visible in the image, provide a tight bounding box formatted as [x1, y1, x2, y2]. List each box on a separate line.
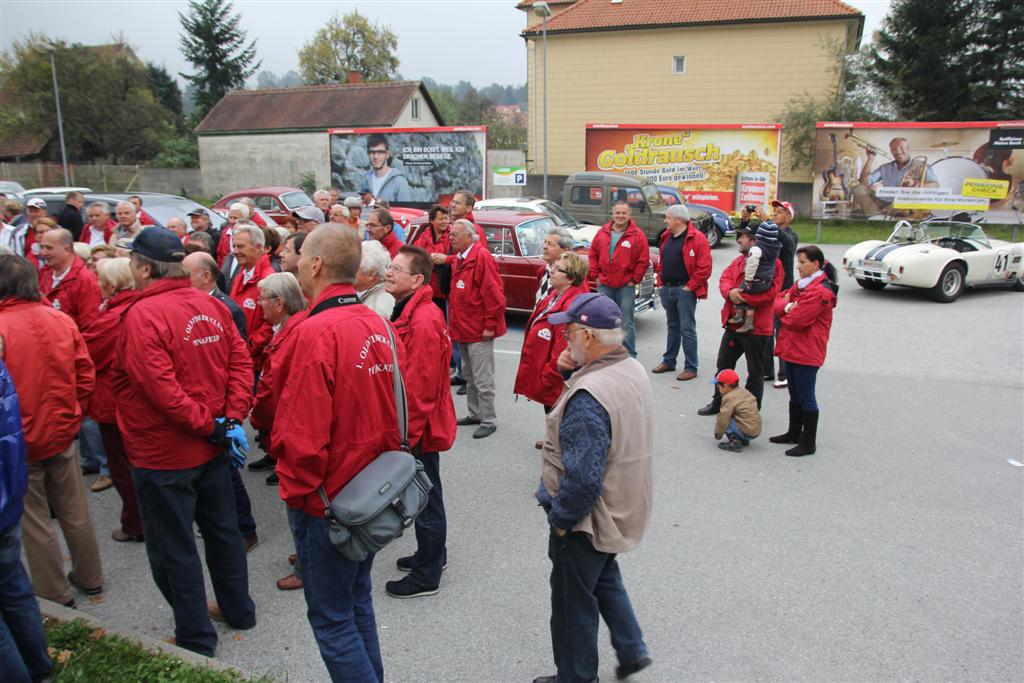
[44, 618, 272, 682]
[788, 218, 1022, 245]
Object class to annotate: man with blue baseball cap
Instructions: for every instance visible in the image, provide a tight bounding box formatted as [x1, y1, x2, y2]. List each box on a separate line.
[534, 292, 654, 683]
[115, 226, 256, 656]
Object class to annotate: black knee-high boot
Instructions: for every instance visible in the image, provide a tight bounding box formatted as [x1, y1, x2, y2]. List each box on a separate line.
[769, 402, 802, 444]
[785, 410, 818, 457]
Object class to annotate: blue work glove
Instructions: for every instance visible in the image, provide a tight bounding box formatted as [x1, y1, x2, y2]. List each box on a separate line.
[225, 422, 249, 469]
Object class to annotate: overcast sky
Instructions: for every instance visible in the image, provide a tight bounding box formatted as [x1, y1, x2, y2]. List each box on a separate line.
[0, 0, 892, 88]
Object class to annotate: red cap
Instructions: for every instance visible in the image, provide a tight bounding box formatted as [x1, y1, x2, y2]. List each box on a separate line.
[771, 200, 794, 219]
[713, 368, 740, 385]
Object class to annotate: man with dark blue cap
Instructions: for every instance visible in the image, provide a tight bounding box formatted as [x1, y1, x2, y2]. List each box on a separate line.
[533, 293, 654, 683]
[114, 226, 256, 656]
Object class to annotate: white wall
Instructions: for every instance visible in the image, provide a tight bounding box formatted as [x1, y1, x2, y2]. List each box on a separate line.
[199, 132, 330, 196]
[392, 93, 441, 128]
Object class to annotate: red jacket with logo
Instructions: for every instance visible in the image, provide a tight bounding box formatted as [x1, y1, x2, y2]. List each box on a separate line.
[40, 257, 101, 330]
[718, 254, 784, 336]
[773, 275, 837, 368]
[230, 253, 276, 372]
[250, 309, 309, 434]
[412, 224, 452, 300]
[588, 220, 651, 289]
[79, 220, 116, 245]
[81, 289, 140, 424]
[449, 241, 507, 343]
[392, 286, 456, 453]
[378, 230, 403, 258]
[0, 299, 95, 462]
[656, 224, 713, 298]
[270, 283, 405, 515]
[113, 278, 253, 470]
[513, 284, 587, 407]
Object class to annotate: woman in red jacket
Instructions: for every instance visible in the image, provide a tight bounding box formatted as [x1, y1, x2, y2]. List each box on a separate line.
[770, 245, 838, 457]
[81, 257, 144, 541]
[514, 252, 589, 448]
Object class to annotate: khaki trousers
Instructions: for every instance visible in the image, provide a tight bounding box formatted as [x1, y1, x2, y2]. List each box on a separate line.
[459, 340, 496, 427]
[23, 442, 103, 605]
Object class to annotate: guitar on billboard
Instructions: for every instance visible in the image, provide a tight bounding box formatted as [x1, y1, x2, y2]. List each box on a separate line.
[821, 133, 849, 201]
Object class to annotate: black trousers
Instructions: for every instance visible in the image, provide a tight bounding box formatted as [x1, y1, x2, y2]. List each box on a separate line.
[712, 328, 770, 408]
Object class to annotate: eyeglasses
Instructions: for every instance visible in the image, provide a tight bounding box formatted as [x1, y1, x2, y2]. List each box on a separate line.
[257, 295, 280, 304]
[368, 149, 388, 156]
[386, 263, 409, 275]
[555, 267, 570, 275]
[563, 326, 588, 340]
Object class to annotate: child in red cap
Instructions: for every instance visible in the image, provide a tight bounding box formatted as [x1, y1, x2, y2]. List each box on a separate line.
[712, 369, 762, 452]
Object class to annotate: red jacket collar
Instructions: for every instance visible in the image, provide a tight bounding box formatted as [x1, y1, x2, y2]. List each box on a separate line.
[138, 277, 190, 301]
[104, 289, 140, 312]
[393, 284, 433, 328]
[51, 257, 86, 286]
[600, 219, 641, 236]
[310, 282, 358, 309]
[0, 297, 44, 313]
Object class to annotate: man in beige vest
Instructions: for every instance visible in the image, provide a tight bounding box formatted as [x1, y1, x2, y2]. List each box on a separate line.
[533, 293, 654, 683]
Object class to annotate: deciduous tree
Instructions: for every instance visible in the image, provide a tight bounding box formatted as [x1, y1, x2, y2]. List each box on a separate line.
[298, 10, 398, 84]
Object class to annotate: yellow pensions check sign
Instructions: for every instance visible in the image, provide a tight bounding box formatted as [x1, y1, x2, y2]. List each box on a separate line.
[961, 177, 1010, 199]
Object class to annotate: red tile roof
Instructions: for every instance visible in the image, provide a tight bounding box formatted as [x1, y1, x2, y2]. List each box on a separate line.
[194, 81, 443, 134]
[521, 0, 861, 34]
[0, 132, 50, 160]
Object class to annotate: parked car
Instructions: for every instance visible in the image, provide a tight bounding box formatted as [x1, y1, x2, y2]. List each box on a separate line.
[408, 209, 660, 313]
[559, 172, 716, 246]
[842, 218, 1024, 302]
[212, 187, 314, 226]
[30, 192, 227, 231]
[0, 181, 27, 200]
[23, 186, 93, 196]
[475, 197, 601, 233]
[656, 186, 735, 248]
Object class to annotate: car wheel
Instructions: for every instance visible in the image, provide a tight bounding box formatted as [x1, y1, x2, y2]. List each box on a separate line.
[1012, 273, 1024, 292]
[930, 262, 965, 303]
[856, 278, 887, 291]
[706, 227, 722, 249]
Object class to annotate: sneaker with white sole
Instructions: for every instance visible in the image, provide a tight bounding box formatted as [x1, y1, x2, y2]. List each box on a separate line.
[773, 378, 788, 388]
[385, 576, 439, 599]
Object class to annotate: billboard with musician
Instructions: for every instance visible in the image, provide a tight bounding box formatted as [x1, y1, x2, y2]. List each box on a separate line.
[328, 126, 487, 204]
[584, 124, 782, 214]
[811, 121, 1024, 222]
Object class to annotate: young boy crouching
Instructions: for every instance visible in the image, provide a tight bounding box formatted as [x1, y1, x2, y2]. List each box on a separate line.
[713, 369, 762, 452]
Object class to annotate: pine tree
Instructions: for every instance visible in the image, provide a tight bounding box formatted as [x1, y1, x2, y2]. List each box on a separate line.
[178, 0, 260, 122]
[966, 0, 1024, 118]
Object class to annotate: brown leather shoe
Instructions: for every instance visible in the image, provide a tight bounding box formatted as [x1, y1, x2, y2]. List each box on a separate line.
[288, 553, 297, 566]
[111, 528, 144, 543]
[534, 441, 543, 450]
[208, 602, 225, 622]
[243, 533, 259, 553]
[277, 574, 304, 591]
[651, 362, 675, 374]
[676, 371, 698, 381]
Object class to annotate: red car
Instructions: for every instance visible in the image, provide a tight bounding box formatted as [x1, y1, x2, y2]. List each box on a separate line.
[408, 209, 659, 313]
[212, 187, 315, 226]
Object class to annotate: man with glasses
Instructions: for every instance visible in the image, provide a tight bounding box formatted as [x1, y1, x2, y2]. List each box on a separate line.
[363, 133, 412, 203]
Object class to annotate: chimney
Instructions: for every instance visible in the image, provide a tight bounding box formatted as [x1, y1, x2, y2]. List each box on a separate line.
[347, 70, 362, 84]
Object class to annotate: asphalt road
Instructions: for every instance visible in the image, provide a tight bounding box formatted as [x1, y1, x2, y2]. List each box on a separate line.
[68, 243, 1023, 682]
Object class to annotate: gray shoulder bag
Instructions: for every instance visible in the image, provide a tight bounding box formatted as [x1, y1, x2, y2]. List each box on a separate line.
[314, 317, 433, 562]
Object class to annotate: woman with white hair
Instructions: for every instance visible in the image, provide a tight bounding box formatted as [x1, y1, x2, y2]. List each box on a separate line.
[356, 239, 395, 317]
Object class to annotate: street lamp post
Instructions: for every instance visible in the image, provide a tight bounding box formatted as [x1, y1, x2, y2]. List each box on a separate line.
[534, 2, 551, 199]
[32, 41, 70, 187]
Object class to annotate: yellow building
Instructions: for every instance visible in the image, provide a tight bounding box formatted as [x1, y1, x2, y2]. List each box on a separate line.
[520, 0, 864, 203]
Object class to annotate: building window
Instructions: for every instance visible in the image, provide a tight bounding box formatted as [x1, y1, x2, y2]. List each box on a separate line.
[672, 55, 686, 74]
[411, 98, 420, 120]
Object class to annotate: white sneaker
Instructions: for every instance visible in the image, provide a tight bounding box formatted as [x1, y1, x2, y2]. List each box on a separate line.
[773, 379, 788, 388]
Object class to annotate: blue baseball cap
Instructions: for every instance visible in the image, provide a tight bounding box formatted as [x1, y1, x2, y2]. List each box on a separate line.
[127, 226, 186, 262]
[549, 293, 623, 329]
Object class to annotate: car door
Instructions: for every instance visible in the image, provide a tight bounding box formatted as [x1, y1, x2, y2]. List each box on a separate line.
[481, 224, 523, 309]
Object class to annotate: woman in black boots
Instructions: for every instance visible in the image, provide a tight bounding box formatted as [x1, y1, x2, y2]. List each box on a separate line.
[769, 245, 838, 456]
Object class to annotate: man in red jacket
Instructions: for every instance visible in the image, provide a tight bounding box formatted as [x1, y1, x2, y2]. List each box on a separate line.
[115, 227, 255, 657]
[383, 245, 456, 599]
[448, 218, 506, 439]
[0, 254, 102, 609]
[229, 224, 276, 375]
[38, 228, 101, 330]
[697, 224, 783, 417]
[587, 201, 650, 358]
[651, 205, 712, 381]
[270, 225, 402, 682]
[366, 207, 403, 258]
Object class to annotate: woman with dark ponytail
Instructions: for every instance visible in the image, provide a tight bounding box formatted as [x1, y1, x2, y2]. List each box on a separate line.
[769, 245, 838, 456]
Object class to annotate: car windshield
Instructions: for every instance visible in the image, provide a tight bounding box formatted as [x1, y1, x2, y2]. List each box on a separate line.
[516, 218, 557, 257]
[280, 191, 313, 209]
[539, 201, 579, 227]
[642, 184, 666, 209]
[922, 221, 990, 246]
[0, 181, 26, 194]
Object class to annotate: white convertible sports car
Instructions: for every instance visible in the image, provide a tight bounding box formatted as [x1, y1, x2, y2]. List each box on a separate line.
[842, 219, 1024, 302]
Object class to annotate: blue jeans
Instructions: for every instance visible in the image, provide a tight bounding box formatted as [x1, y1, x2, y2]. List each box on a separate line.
[659, 286, 698, 372]
[289, 509, 383, 683]
[784, 361, 819, 411]
[726, 418, 755, 445]
[229, 467, 256, 538]
[409, 451, 446, 587]
[548, 529, 648, 683]
[0, 523, 51, 683]
[79, 417, 108, 476]
[132, 454, 255, 656]
[598, 284, 637, 358]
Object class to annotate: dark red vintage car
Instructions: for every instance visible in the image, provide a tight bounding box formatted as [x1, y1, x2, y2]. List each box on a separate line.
[212, 187, 315, 226]
[408, 209, 659, 313]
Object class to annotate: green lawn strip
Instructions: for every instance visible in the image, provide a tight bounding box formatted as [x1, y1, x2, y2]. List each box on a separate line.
[787, 218, 1021, 246]
[45, 617, 273, 683]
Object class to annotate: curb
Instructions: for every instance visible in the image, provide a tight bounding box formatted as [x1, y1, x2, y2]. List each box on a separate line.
[38, 598, 248, 678]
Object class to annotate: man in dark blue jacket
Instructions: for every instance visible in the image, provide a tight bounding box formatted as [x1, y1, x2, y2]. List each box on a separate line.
[0, 358, 52, 682]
